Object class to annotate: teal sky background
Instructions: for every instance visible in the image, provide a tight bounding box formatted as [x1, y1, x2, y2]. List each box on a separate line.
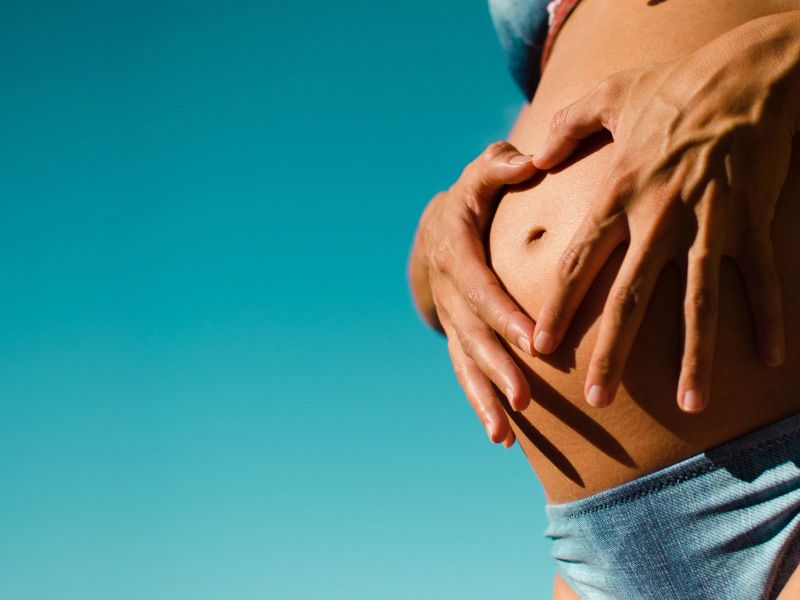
[1, 1, 553, 598]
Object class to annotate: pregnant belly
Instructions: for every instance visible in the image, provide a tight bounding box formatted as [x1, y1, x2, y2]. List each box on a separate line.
[488, 0, 800, 503]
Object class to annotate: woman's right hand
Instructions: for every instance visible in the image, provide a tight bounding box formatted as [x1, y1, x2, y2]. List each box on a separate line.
[408, 141, 539, 446]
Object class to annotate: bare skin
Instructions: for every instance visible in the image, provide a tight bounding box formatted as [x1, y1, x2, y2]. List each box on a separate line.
[411, 4, 800, 444]
[485, 0, 800, 597]
[490, 0, 800, 496]
[530, 10, 800, 412]
[407, 1, 800, 597]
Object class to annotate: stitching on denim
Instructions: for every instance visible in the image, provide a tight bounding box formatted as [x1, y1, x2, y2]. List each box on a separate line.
[554, 426, 800, 519]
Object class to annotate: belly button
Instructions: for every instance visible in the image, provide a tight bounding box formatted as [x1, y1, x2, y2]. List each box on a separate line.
[526, 228, 546, 245]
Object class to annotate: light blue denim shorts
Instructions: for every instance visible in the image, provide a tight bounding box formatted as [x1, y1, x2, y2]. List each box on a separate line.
[545, 411, 800, 599]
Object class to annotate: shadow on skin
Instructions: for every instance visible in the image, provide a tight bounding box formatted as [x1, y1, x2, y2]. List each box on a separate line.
[494, 234, 638, 475]
[496, 125, 703, 451]
[499, 394, 586, 488]
[527, 365, 637, 469]
[494, 274, 638, 484]
[490, 129, 640, 483]
[492, 129, 616, 379]
[489, 124, 791, 484]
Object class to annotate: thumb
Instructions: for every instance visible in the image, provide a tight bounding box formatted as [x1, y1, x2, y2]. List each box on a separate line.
[533, 74, 626, 170]
[455, 141, 537, 202]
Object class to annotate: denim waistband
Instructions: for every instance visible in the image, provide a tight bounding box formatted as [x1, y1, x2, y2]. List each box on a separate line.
[546, 410, 800, 519]
[544, 411, 800, 599]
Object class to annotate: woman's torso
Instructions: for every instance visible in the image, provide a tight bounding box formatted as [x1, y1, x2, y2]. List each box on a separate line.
[488, 0, 800, 503]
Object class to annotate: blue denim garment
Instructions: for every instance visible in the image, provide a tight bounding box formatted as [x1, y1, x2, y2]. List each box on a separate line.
[488, 0, 552, 99]
[545, 412, 800, 599]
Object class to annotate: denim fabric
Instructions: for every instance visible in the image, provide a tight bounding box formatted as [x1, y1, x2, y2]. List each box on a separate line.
[488, 0, 551, 99]
[545, 412, 800, 599]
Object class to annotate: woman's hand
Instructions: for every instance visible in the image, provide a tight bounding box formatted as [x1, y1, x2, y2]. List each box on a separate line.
[408, 142, 539, 446]
[529, 11, 800, 412]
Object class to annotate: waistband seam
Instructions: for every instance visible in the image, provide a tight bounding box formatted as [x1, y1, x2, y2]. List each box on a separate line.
[550, 423, 800, 519]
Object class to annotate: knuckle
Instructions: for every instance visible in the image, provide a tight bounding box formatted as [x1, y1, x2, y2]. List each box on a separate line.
[682, 355, 710, 377]
[494, 306, 526, 342]
[598, 70, 630, 94]
[461, 188, 484, 215]
[593, 353, 617, 380]
[606, 168, 636, 198]
[457, 328, 482, 358]
[483, 141, 512, 163]
[595, 75, 627, 129]
[494, 309, 514, 340]
[451, 179, 488, 215]
[686, 289, 716, 321]
[595, 76, 617, 100]
[558, 245, 585, 281]
[432, 242, 454, 273]
[611, 284, 640, 320]
[687, 242, 714, 264]
[465, 285, 487, 315]
[549, 106, 571, 136]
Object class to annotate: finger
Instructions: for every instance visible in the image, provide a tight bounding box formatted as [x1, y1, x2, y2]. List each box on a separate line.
[447, 283, 532, 412]
[455, 141, 538, 213]
[728, 137, 789, 368]
[677, 183, 724, 413]
[428, 216, 536, 357]
[442, 319, 513, 444]
[451, 233, 537, 355]
[438, 142, 540, 357]
[583, 236, 669, 407]
[533, 176, 630, 355]
[740, 226, 785, 367]
[502, 428, 516, 448]
[533, 74, 627, 170]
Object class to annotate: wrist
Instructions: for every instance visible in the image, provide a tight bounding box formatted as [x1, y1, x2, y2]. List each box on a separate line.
[727, 11, 800, 130]
[773, 11, 800, 132]
[670, 10, 800, 136]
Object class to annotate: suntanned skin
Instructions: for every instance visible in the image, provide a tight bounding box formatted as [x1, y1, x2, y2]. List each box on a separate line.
[485, 1, 800, 597]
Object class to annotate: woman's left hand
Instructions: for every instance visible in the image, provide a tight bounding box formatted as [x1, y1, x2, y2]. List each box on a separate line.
[528, 11, 800, 412]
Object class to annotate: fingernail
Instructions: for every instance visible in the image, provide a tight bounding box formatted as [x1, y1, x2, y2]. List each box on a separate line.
[485, 422, 495, 442]
[512, 396, 529, 412]
[509, 154, 534, 165]
[586, 384, 608, 407]
[766, 345, 784, 367]
[682, 390, 704, 412]
[534, 330, 555, 354]
[517, 334, 533, 355]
